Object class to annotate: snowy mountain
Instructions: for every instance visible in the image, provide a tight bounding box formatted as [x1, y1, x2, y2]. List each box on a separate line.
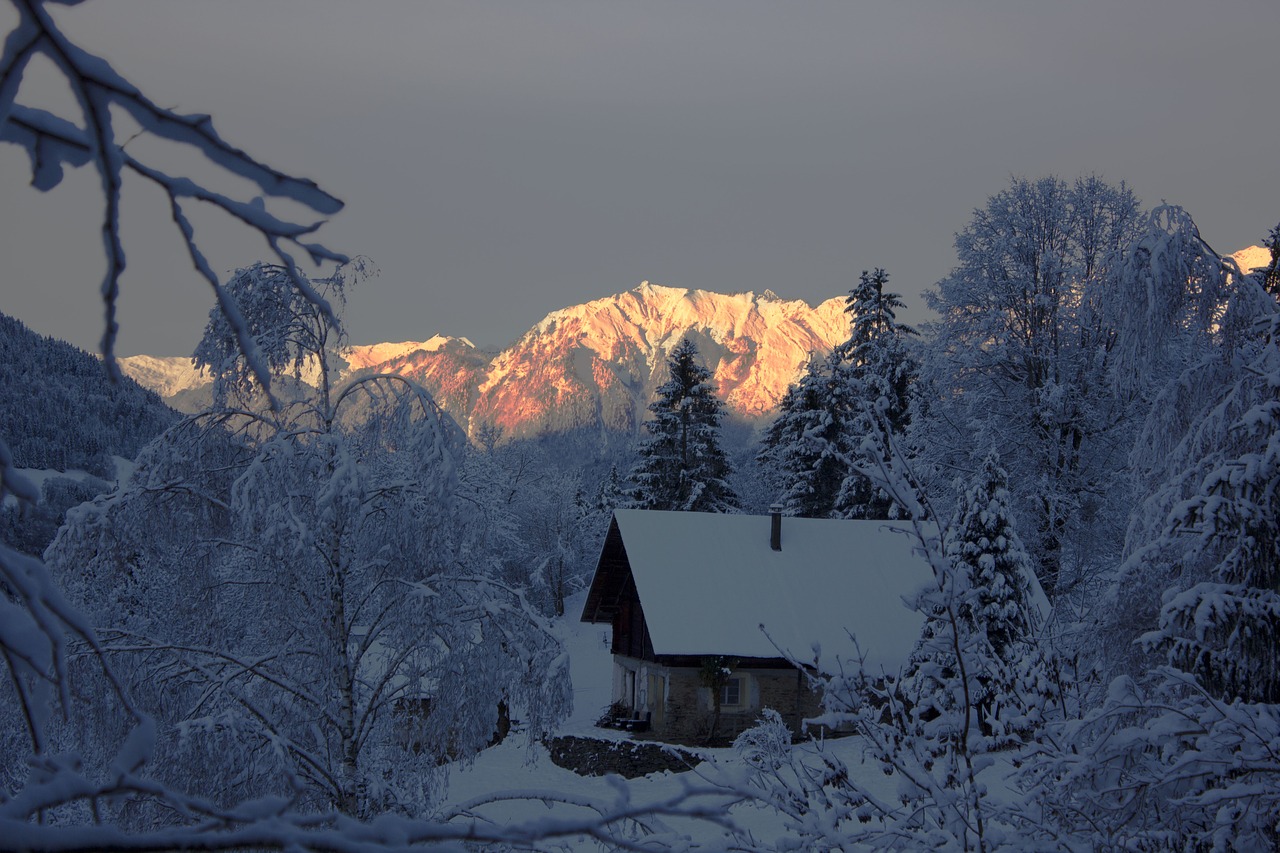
[1229, 244, 1272, 274]
[115, 353, 211, 399]
[118, 338, 478, 413]
[122, 283, 850, 439]
[471, 283, 846, 439]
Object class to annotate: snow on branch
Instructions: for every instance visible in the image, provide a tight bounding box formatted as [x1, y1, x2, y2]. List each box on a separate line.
[0, 0, 346, 381]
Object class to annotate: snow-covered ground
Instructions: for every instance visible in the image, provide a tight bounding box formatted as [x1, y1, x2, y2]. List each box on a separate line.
[435, 591, 905, 849]
[3, 455, 134, 506]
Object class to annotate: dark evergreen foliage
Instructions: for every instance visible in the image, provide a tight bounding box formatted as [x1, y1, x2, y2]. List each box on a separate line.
[0, 312, 177, 478]
[757, 268, 917, 520]
[756, 354, 852, 518]
[627, 338, 738, 512]
[833, 268, 918, 520]
[948, 456, 1039, 662]
[0, 474, 110, 557]
[1141, 287, 1280, 705]
[1264, 221, 1280, 298]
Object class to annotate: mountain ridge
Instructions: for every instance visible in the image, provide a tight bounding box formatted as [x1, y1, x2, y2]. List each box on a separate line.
[124, 250, 1271, 441]
[120, 282, 850, 440]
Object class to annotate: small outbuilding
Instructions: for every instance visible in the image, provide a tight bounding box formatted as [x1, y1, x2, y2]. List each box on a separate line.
[580, 508, 939, 743]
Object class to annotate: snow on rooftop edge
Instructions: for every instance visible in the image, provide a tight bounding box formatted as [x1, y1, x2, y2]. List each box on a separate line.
[612, 509, 936, 674]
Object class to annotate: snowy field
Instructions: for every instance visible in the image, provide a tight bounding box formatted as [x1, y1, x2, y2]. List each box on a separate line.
[435, 591, 910, 849]
[2, 456, 134, 505]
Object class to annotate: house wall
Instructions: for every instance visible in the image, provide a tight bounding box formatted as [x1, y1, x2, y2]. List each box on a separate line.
[612, 654, 822, 744]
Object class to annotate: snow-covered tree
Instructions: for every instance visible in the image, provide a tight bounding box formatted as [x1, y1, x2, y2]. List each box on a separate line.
[47, 263, 573, 819]
[756, 353, 852, 518]
[627, 337, 738, 513]
[1263, 221, 1280, 298]
[920, 175, 1143, 599]
[0, 0, 346, 384]
[0, 4, 739, 847]
[595, 463, 626, 515]
[735, 399, 1034, 850]
[833, 267, 918, 520]
[948, 456, 1040, 663]
[1092, 206, 1234, 676]
[1021, 265, 1280, 850]
[756, 268, 917, 521]
[1139, 297, 1280, 707]
[903, 454, 1052, 747]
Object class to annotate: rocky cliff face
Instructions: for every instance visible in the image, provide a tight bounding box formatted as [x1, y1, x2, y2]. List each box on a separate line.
[120, 282, 851, 440]
[469, 283, 847, 439]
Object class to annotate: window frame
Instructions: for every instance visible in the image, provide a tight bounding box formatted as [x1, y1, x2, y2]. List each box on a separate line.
[721, 676, 742, 707]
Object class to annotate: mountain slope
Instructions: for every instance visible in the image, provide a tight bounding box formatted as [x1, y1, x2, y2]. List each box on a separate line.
[121, 282, 850, 439]
[1229, 244, 1272, 275]
[119, 338, 480, 415]
[471, 283, 846, 439]
[0, 313, 178, 478]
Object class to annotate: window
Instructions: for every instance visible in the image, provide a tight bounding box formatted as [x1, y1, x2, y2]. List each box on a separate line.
[721, 677, 742, 706]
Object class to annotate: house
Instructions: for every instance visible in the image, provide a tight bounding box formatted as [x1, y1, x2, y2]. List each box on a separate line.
[580, 508, 940, 743]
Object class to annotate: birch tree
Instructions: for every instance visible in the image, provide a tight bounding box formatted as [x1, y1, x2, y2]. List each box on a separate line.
[920, 176, 1143, 599]
[47, 263, 573, 819]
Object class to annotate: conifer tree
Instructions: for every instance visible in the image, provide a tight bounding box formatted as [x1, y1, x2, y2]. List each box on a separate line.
[903, 454, 1049, 745]
[628, 337, 738, 512]
[1141, 294, 1280, 705]
[757, 353, 852, 517]
[1263, 221, 1280, 298]
[949, 455, 1040, 661]
[596, 464, 625, 515]
[1024, 266, 1280, 850]
[833, 268, 918, 520]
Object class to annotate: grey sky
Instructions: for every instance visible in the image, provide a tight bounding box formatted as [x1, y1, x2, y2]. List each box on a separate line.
[2, 0, 1277, 357]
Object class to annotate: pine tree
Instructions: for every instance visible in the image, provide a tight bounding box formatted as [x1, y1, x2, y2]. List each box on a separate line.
[903, 455, 1049, 746]
[757, 353, 853, 518]
[628, 337, 738, 512]
[833, 268, 918, 520]
[595, 464, 625, 515]
[949, 455, 1039, 661]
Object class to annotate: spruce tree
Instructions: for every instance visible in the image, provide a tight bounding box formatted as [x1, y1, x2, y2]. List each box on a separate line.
[757, 353, 853, 518]
[949, 455, 1040, 661]
[1143, 298, 1280, 705]
[833, 268, 918, 520]
[905, 454, 1047, 745]
[628, 338, 738, 513]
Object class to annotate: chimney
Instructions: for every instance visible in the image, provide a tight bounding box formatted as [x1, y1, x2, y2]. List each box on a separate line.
[769, 503, 783, 551]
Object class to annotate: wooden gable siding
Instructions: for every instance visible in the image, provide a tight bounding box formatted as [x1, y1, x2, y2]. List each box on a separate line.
[581, 517, 658, 661]
[612, 595, 656, 660]
[581, 517, 629, 625]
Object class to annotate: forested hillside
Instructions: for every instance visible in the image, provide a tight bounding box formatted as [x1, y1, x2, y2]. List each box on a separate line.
[0, 312, 177, 478]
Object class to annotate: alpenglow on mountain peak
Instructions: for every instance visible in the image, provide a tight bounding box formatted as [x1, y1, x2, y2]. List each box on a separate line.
[475, 282, 849, 437]
[121, 282, 851, 441]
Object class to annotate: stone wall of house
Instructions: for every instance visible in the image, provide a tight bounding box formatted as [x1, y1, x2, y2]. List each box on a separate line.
[758, 667, 824, 735]
[662, 669, 705, 743]
[658, 666, 823, 745]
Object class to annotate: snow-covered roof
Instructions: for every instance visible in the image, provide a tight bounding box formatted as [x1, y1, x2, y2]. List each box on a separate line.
[585, 509, 937, 673]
